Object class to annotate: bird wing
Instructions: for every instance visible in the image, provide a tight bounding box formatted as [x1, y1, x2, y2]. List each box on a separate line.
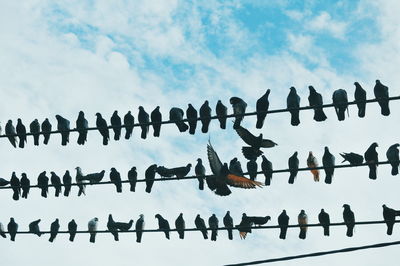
[235, 126, 257, 146]
[207, 141, 223, 175]
[260, 139, 277, 148]
[226, 174, 263, 188]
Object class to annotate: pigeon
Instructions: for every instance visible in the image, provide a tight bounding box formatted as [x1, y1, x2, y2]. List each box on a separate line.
[145, 164, 157, 193]
[322, 147, 335, 184]
[382, 204, 400, 235]
[63, 170, 72, 197]
[340, 152, 364, 165]
[8, 218, 18, 241]
[75, 167, 86, 196]
[288, 152, 299, 184]
[235, 126, 277, 160]
[237, 213, 253, 239]
[0, 178, 10, 186]
[256, 89, 270, 128]
[55, 115, 70, 146]
[138, 106, 150, 139]
[68, 219, 77, 242]
[82, 170, 105, 184]
[175, 213, 185, 239]
[107, 214, 119, 241]
[247, 216, 271, 226]
[110, 111, 122, 141]
[186, 104, 198, 135]
[0, 222, 6, 238]
[88, 217, 99, 243]
[169, 107, 188, 132]
[308, 86, 327, 122]
[29, 119, 40, 146]
[50, 172, 62, 197]
[10, 172, 21, 201]
[5, 120, 17, 148]
[354, 82, 367, 118]
[37, 171, 49, 198]
[386, 144, 399, 176]
[41, 118, 52, 145]
[114, 219, 134, 231]
[156, 164, 192, 179]
[49, 219, 60, 242]
[230, 97, 247, 129]
[364, 142, 379, 180]
[195, 158, 206, 190]
[110, 168, 122, 193]
[76, 111, 88, 145]
[307, 151, 320, 182]
[298, 210, 308, 239]
[96, 113, 109, 145]
[155, 214, 170, 240]
[229, 158, 244, 176]
[124, 111, 135, 139]
[29, 219, 42, 237]
[200, 100, 212, 133]
[209, 214, 219, 241]
[247, 159, 258, 181]
[150, 106, 162, 137]
[16, 119, 27, 148]
[343, 204, 355, 237]
[332, 89, 349, 121]
[21, 173, 30, 199]
[318, 209, 330, 236]
[374, 80, 390, 116]
[216, 100, 227, 129]
[128, 167, 137, 192]
[287, 87, 301, 126]
[223, 211, 234, 240]
[136, 214, 145, 243]
[195, 214, 208, 239]
[261, 155, 273, 186]
[278, 210, 289, 239]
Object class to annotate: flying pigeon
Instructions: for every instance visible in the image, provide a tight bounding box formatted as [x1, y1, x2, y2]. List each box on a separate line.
[216, 100, 227, 129]
[354, 82, 367, 118]
[50, 172, 62, 197]
[343, 204, 355, 237]
[175, 213, 185, 239]
[21, 173, 30, 199]
[55, 115, 70, 146]
[261, 155, 273, 186]
[256, 89, 270, 128]
[230, 97, 247, 129]
[169, 107, 188, 132]
[10, 172, 20, 201]
[68, 219, 77, 242]
[8, 218, 18, 241]
[382, 204, 400, 235]
[186, 104, 198, 135]
[374, 80, 390, 116]
[298, 210, 308, 239]
[288, 152, 299, 184]
[49, 219, 60, 242]
[318, 209, 330, 236]
[208, 214, 219, 241]
[364, 142, 379, 180]
[145, 164, 157, 193]
[386, 144, 399, 176]
[76, 111, 88, 145]
[322, 147, 335, 184]
[247, 159, 258, 181]
[150, 106, 162, 137]
[29, 219, 42, 237]
[88, 217, 99, 243]
[235, 125, 277, 160]
[195, 158, 206, 191]
[63, 170, 72, 197]
[5, 120, 17, 148]
[223, 211, 234, 240]
[308, 86, 327, 122]
[155, 214, 170, 240]
[278, 210, 289, 239]
[287, 87, 301, 126]
[110, 110, 122, 141]
[200, 100, 212, 133]
[138, 106, 150, 139]
[124, 111, 135, 139]
[136, 214, 145, 243]
[37, 171, 49, 198]
[307, 151, 320, 182]
[332, 89, 349, 121]
[96, 113, 109, 145]
[128, 167, 137, 192]
[41, 118, 52, 145]
[195, 214, 208, 239]
[16, 119, 27, 148]
[340, 152, 364, 165]
[29, 119, 40, 146]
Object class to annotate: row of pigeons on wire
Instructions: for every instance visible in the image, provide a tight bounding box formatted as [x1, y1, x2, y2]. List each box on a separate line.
[0, 204, 399, 243]
[0, 141, 398, 200]
[0, 80, 391, 148]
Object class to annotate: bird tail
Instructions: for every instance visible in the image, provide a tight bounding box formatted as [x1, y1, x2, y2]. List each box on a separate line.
[145, 186, 152, 193]
[202, 231, 208, 239]
[228, 229, 233, 240]
[141, 128, 147, 139]
[136, 232, 142, 243]
[256, 114, 266, 129]
[215, 185, 231, 196]
[116, 185, 122, 193]
[13, 191, 19, 201]
[130, 184, 136, 192]
[324, 174, 332, 184]
[211, 230, 217, 241]
[44, 135, 50, 145]
[380, 102, 390, 116]
[103, 136, 108, 145]
[69, 234, 75, 242]
[358, 104, 366, 118]
[311, 169, 319, 182]
[337, 109, 345, 121]
[49, 236, 55, 242]
[198, 178, 204, 190]
[0, 232, 6, 238]
[41, 189, 47, 198]
[279, 228, 287, 239]
[22, 190, 28, 199]
[219, 117, 226, 129]
[201, 123, 209, 133]
[114, 130, 120, 141]
[19, 139, 24, 148]
[387, 224, 393, 235]
[177, 121, 189, 132]
[290, 111, 300, 126]
[314, 109, 327, 122]
[64, 187, 70, 197]
[233, 117, 243, 129]
[299, 229, 307, 239]
[368, 165, 377, 180]
[90, 233, 96, 243]
[392, 166, 399, 176]
[125, 128, 132, 139]
[165, 232, 170, 240]
[346, 226, 353, 237]
[288, 173, 296, 184]
[324, 226, 329, 236]
[153, 125, 160, 137]
[34, 136, 39, 146]
[179, 232, 184, 239]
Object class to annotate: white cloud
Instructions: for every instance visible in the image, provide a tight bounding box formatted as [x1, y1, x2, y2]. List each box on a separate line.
[307, 11, 347, 39]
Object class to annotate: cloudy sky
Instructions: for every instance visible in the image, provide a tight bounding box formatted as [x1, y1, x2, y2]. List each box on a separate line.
[0, 0, 399, 265]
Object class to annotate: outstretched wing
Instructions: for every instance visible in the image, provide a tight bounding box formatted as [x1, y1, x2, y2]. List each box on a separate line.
[207, 141, 223, 175]
[260, 139, 278, 148]
[235, 126, 257, 146]
[226, 174, 263, 188]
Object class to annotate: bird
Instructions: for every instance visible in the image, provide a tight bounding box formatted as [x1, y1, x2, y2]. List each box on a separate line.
[96, 113, 110, 145]
[261, 155, 273, 186]
[55, 115, 70, 145]
[195, 214, 208, 239]
[63, 170, 72, 197]
[0, 222, 6, 238]
[209, 214, 219, 241]
[20, 173, 30, 199]
[75, 167, 86, 196]
[287, 87, 301, 126]
[256, 89, 270, 128]
[114, 219, 134, 232]
[29, 219, 42, 237]
[110, 168, 122, 193]
[5, 120, 17, 148]
[200, 100, 212, 133]
[76, 111, 88, 145]
[50, 172, 62, 197]
[308, 86, 327, 122]
[138, 106, 150, 139]
[68, 219, 77, 242]
[156, 164, 192, 179]
[155, 214, 170, 240]
[223, 211, 234, 240]
[216, 100, 227, 129]
[386, 144, 399, 176]
[150, 106, 162, 137]
[374, 80, 390, 116]
[186, 104, 198, 135]
[278, 210, 289, 239]
[110, 110, 122, 141]
[169, 107, 188, 132]
[88, 217, 99, 243]
[128, 167, 137, 192]
[340, 152, 364, 165]
[235, 125, 277, 160]
[229, 158, 244, 176]
[29, 119, 40, 146]
[343, 204, 355, 237]
[10, 172, 21, 201]
[318, 209, 330, 236]
[247, 159, 258, 181]
[332, 89, 349, 121]
[382, 204, 400, 235]
[322, 147, 335, 184]
[307, 151, 320, 182]
[49, 219, 60, 242]
[298, 210, 308, 239]
[364, 142, 379, 180]
[136, 214, 145, 243]
[8, 218, 18, 242]
[237, 213, 253, 239]
[124, 111, 135, 139]
[195, 158, 206, 190]
[175, 213, 185, 239]
[354, 82, 367, 118]
[288, 152, 299, 184]
[230, 96, 247, 129]
[16, 119, 27, 148]
[82, 170, 105, 184]
[0, 178, 10, 186]
[207, 141, 262, 196]
[247, 216, 271, 226]
[107, 214, 119, 241]
[41, 118, 52, 145]
[37, 171, 49, 198]
[145, 164, 157, 193]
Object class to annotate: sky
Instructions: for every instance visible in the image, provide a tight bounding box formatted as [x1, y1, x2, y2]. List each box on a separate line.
[0, 0, 399, 265]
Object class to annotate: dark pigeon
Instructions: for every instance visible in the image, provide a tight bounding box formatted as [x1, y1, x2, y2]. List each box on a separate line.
[0, 178, 10, 186]
[287, 87, 301, 126]
[340, 152, 364, 165]
[247, 216, 271, 226]
[110, 110, 122, 141]
[50, 172, 62, 197]
[29, 119, 40, 146]
[114, 219, 133, 232]
[155, 214, 170, 240]
[186, 104, 198, 135]
[138, 106, 150, 139]
[124, 111, 135, 139]
[237, 213, 253, 239]
[145, 164, 157, 193]
[200, 100, 212, 133]
[195, 214, 208, 239]
[16, 119, 27, 148]
[156, 164, 192, 179]
[288, 152, 299, 184]
[278, 210, 289, 239]
[37, 171, 49, 198]
[382, 204, 400, 235]
[68, 219, 77, 242]
[332, 89, 349, 121]
[322, 147, 335, 184]
[223, 211, 234, 240]
[256, 89, 270, 128]
[63, 170, 72, 197]
[95, 113, 109, 145]
[29, 219, 42, 237]
[230, 97, 247, 129]
[107, 214, 119, 241]
[235, 125, 277, 160]
[10, 172, 20, 201]
[41, 118, 52, 145]
[150, 106, 162, 137]
[49, 219, 60, 242]
[136, 214, 145, 243]
[343, 204, 355, 237]
[81, 169, 105, 184]
[110, 168, 122, 193]
[8, 218, 18, 242]
[229, 158, 244, 176]
[21, 173, 30, 199]
[175, 213, 185, 239]
[55, 115, 70, 146]
[247, 159, 258, 181]
[209, 214, 219, 241]
[261, 155, 273, 186]
[386, 144, 399, 176]
[374, 80, 390, 116]
[364, 142, 379, 180]
[5, 120, 17, 148]
[216, 100, 227, 129]
[318, 209, 330, 236]
[354, 82, 367, 118]
[308, 86, 327, 122]
[195, 158, 206, 190]
[169, 107, 188, 132]
[128, 167, 137, 192]
[76, 111, 88, 145]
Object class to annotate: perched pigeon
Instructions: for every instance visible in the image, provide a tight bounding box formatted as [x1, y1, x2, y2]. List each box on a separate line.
[318, 209, 330, 236]
[16, 119, 27, 148]
[195, 158, 206, 190]
[145, 164, 157, 193]
[298, 210, 308, 239]
[96, 113, 109, 145]
[247, 216, 271, 226]
[208, 214, 219, 241]
[364, 142, 379, 180]
[195, 214, 208, 239]
[288, 152, 299, 184]
[223, 211, 234, 240]
[50, 172, 62, 197]
[340, 152, 364, 165]
[155, 214, 170, 240]
[63, 170, 72, 197]
[237, 213, 253, 239]
[68, 219, 77, 242]
[75, 167, 86, 196]
[256, 89, 270, 128]
[138, 106, 150, 139]
[55, 115, 70, 146]
[278, 210, 289, 239]
[307, 151, 320, 182]
[216, 100, 227, 129]
[124, 111, 135, 140]
[128, 167, 137, 192]
[10, 172, 21, 201]
[82, 170, 105, 184]
[110, 111, 122, 141]
[5, 120, 17, 148]
[235, 126, 277, 160]
[0, 222, 6, 238]
[0, 178, 10, 186]
[49, 219, 60, 242]
[41, 118, 52, 145]
[136, 214, 145, 243]
[29, 219, 42, 237]
[29, 119, 40, 146]
[88, 217, 99, 243]
[374, 80, 390, 116]
[37, 171, 49, 198]
[229, 158, 244, 176]
[382, 204, 400, 235]
[156, 164, 192, 179]
[308, 86, 327, 122]
[343, 204, 355, 237]
[21, 173, 30, 199]
[322, 147, 335, 184]
[354, 82, 367, 118]
[247, 159, 258, 181]
[287, 87, 301, 126]
[107, 214, 119, 241]
[175, 213, 185, 239]
[386, 144, 399, 176]
[230, 97, 247, 129]
[150, 106, 162, 137]
[8, 218, 18, 242]
[169, 107, 188, 132]
[199, 100, 212, 133]
[261, 155, 273, 186]
[186, 104, 198, 135]
[332, 89, 349, 121]
[110, 168, 122, 193]
[114, 219, 134, 232]
[76, 111, 88, 145]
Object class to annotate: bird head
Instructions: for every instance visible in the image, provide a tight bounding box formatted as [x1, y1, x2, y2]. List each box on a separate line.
[382, 204, 387, 209]
[197, 158, 202, 163]
[372, 142, 378, 148]
[282, 210, 286, 214]
[55, 115, 61, 120]
[110, 167, 116, 172]
[78, 111, 84, 116]
[50, 171, 55, 175]
[290, 87, 296, 92]
[139, 214, 144, 219]
[343, 204, 349, 209]
[139, 106, 144, 111]
[293, 151, 298, 156]
[17, 118, 22, 123]
[266, 216, 271, 221]
[308, 86, 315, 93]
[155, 214, 160, 219]
[226, 211, 230, 215]
[376, 80, 380, 84]
[354, 81, 359, 86]
[131, 166, 137, 170]
[95, 113, 101, 117]
[324, 146, 329, 152]
[113, 110, 118, 115]
[187, 163, 192, 168]
[7, 119, 12, 124]
[266, 89, 271, 95]
[94, 217, 99, 222]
